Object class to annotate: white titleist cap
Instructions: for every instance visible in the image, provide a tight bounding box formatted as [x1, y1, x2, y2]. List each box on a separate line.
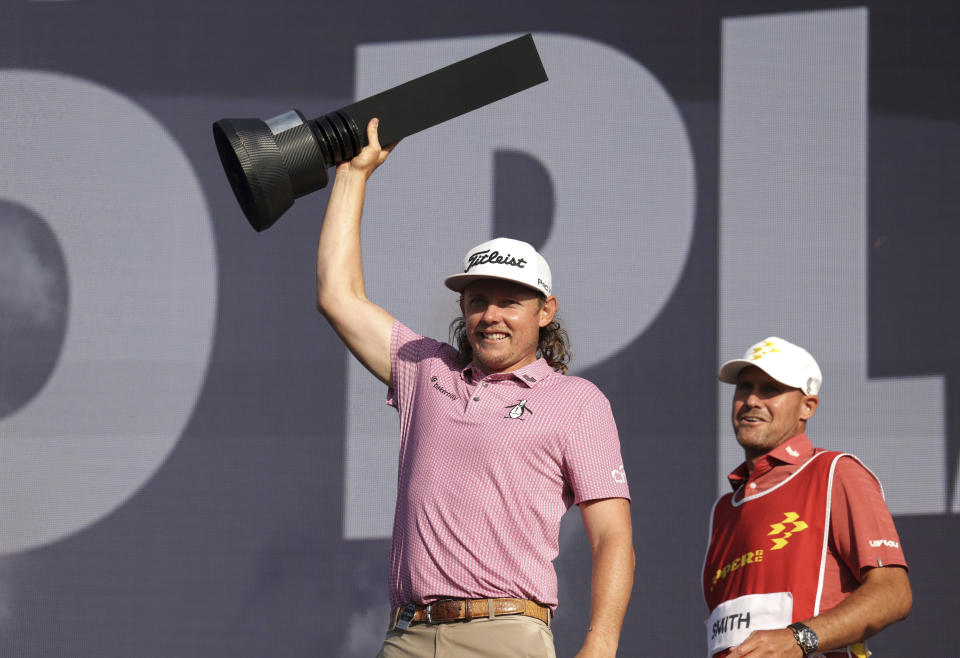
[443, 237, 553, 296]
[718, 337, 823, 395]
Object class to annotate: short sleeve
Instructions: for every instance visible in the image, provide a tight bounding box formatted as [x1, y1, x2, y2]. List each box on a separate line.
[563, 391, 631, 505]
[830, 456, 908, 577]
[387, 320, 423, 410]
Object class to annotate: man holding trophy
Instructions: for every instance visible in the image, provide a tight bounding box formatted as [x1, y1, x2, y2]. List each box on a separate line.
[315, 118, 635, 657]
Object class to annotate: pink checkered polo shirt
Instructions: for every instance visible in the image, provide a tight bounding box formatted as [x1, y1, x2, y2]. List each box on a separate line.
[386, 321, 630, 610]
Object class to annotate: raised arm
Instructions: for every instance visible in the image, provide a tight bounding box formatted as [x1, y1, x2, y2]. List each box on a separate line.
[316, 118, 397, 386]
[576, 497, 635, 658]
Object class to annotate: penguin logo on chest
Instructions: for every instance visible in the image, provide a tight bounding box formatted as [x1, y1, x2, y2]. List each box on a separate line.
[505, 399, 533, 419]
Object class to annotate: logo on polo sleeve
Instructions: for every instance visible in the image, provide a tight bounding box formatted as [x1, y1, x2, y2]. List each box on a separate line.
[612, 464, 627, 484]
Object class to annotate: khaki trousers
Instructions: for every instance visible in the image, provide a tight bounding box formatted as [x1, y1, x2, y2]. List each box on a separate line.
[376, 615, 556, 658]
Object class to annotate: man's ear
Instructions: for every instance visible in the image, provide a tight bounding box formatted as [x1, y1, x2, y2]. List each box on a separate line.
[800, 395, 818, 421]
[539, 295, 558, 327]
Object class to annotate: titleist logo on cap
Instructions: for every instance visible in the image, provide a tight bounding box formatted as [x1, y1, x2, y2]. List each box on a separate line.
[444, 237, 551, 295]
[464, 249, 528, 273]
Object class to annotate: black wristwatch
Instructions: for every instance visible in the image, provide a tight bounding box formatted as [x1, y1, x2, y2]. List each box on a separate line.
[787, 622, 819, 655]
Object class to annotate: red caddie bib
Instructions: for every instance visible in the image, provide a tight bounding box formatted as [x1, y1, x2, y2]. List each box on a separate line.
[702, 451, 847, 657]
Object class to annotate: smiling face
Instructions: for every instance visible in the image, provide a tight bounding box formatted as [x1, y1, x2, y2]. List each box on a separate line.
[459, 279, 557, 375]
[732, 366, 818, 465]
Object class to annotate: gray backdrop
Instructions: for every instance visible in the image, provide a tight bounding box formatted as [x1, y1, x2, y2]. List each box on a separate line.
[1, 1, 956, 656]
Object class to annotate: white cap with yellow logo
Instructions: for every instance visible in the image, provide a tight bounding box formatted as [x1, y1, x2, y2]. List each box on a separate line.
[718, 337, 822, 395]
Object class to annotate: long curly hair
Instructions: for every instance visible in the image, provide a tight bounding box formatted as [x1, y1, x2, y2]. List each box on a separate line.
[449, 298, 572, 374]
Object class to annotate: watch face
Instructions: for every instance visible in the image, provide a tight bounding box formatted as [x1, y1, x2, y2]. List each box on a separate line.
[796, 626, 818, 653]
[789, 623, 819, 654]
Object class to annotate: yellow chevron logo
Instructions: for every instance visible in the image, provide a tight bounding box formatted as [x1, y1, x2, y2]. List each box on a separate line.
[749, 341, 779, 361]
[768, 512, 808, 550]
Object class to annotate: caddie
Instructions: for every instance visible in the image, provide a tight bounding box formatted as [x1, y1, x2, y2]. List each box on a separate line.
[703, 337, 912, 657]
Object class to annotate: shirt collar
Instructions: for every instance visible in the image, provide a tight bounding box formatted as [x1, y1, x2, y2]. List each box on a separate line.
[461, 357, 554, 387]
[726, 433, 813, 490]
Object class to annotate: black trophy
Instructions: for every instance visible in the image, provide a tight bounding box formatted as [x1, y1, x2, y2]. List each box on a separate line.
[213, 34, 548, 232]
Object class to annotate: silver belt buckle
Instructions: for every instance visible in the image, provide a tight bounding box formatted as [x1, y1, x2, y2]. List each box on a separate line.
[425, 603, 433, 625]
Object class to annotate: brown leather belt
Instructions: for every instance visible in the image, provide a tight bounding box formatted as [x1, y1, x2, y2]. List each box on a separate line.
[389, 598, 551, 629]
